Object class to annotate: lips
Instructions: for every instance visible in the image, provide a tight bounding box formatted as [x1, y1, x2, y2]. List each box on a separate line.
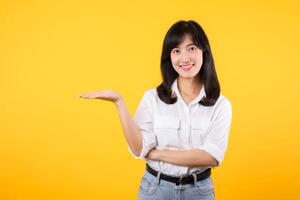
[180, 64, 194, 71]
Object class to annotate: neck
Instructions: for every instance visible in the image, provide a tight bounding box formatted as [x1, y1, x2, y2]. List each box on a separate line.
[177, 77, 201, 97]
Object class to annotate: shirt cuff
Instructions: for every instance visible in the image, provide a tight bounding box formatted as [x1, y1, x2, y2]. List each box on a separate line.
[200, 142, 224, 167]
[127, 137, 156, 160]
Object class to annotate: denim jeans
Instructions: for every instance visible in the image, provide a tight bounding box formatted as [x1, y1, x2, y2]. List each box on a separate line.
[138, 170, 215, 200]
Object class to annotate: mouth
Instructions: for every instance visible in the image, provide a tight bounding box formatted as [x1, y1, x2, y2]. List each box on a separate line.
[180, 64, 194, 71]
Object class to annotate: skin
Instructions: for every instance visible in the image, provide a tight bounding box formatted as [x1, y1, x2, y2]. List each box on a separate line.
[170, 34, 203, 106]
[145, 34, 217, 167]
[80, 34, 217, 168]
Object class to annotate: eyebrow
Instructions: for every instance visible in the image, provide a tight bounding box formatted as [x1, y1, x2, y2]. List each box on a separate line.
[176, 43, 195, 48]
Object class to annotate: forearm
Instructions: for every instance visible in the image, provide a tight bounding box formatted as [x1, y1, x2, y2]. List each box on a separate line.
[149, 149, 217, 168]
[115, 97, 142, 156]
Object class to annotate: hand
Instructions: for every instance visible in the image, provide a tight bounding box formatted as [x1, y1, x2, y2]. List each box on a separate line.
[80, 90, 122, 104]
[145, 149, 161, 161]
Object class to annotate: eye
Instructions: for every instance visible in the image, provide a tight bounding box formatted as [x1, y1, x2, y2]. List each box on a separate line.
[172, 49, 180, 54]
[189, 46, 197, 52]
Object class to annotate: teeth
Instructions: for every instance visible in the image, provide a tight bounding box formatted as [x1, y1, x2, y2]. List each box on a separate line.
[181, 64, 193, 67]
[181, 64, 194, 69]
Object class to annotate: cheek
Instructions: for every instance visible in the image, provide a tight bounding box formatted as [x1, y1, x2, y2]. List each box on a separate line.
[193, 53, 203, 65]
[194, 52, 203, 60]
[199, 52, 204, 62]
[170, 55, 179, 66]
[199, 56, 203, 65]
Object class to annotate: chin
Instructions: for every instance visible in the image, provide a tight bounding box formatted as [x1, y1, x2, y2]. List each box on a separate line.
[176, 67, 201, 80]
[178, 74, 198, 79]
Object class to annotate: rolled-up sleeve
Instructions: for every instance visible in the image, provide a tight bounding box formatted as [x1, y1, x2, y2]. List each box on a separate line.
[200, 98, 232, 167]
[128, 91, 156, 160]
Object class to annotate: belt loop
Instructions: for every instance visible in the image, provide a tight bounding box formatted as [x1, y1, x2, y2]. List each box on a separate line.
[192, 173, 197, 185]
[156, 171, 162, 185]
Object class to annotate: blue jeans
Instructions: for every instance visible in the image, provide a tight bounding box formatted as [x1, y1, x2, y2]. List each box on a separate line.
[138, 170, 215, 200]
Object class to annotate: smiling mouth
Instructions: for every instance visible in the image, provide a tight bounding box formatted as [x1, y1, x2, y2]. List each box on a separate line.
[180, 64, 194, 71]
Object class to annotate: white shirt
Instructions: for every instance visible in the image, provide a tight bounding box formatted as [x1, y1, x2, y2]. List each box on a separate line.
[128, 78, 232, 176]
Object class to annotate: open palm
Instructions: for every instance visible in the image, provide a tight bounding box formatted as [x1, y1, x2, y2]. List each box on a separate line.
[80, 90, 121, 103]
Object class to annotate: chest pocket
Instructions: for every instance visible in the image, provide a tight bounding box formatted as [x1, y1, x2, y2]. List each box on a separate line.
[190, 117, 210, 146]
[153, 115, 181, 148]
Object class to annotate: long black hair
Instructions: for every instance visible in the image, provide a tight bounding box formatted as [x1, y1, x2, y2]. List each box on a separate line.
[156, 20, 220, 106]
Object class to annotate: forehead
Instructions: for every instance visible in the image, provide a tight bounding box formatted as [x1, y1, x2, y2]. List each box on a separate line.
[177, 34, 194, 48]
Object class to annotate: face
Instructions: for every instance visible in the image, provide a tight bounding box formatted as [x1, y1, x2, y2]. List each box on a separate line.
[170, 34, 203, 80]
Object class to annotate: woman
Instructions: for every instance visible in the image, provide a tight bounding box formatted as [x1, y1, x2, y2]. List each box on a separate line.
[80, 20, 232, 200]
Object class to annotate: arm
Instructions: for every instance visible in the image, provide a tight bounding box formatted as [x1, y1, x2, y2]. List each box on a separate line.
[147, 98, 232, 168]
[146, 149, 217, 168]
[115, 97, 143, 157]
[80, 90, 143, 157]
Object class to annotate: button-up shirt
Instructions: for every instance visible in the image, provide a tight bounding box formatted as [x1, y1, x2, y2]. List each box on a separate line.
[128, 78, 232, 176]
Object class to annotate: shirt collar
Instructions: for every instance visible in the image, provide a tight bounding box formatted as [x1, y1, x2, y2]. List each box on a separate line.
[171, 78, 206, 106]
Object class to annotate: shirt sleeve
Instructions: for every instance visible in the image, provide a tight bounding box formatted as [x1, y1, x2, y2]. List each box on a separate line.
[128, 91, 156, 160]
[199, 98, 233, 167]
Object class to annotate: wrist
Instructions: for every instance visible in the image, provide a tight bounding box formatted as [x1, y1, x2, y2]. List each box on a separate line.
[115, 96, 124, 108]
[153, 149, 162, 161]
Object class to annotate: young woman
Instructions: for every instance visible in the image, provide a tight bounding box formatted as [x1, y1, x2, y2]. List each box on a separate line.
[80, 20, 232, 200]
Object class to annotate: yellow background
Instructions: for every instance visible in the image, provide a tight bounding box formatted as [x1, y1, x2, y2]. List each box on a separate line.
[1, 0, 299, 199]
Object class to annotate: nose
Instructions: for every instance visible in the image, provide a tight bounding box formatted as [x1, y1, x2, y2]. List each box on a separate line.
[181, 51, 191, 62]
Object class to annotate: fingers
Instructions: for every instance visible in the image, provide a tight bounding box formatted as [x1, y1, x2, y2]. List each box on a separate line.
[79, 91, 112, 100]
[80, 93, 105, 99]
[79, 94, 94, 99]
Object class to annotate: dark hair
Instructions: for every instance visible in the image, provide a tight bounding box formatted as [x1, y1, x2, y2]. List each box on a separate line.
[156, 20, 220, 106]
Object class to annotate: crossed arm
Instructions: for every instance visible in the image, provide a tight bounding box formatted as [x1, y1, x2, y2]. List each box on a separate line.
[80, 92, 218, 168]
[145, 148, 218, 168]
